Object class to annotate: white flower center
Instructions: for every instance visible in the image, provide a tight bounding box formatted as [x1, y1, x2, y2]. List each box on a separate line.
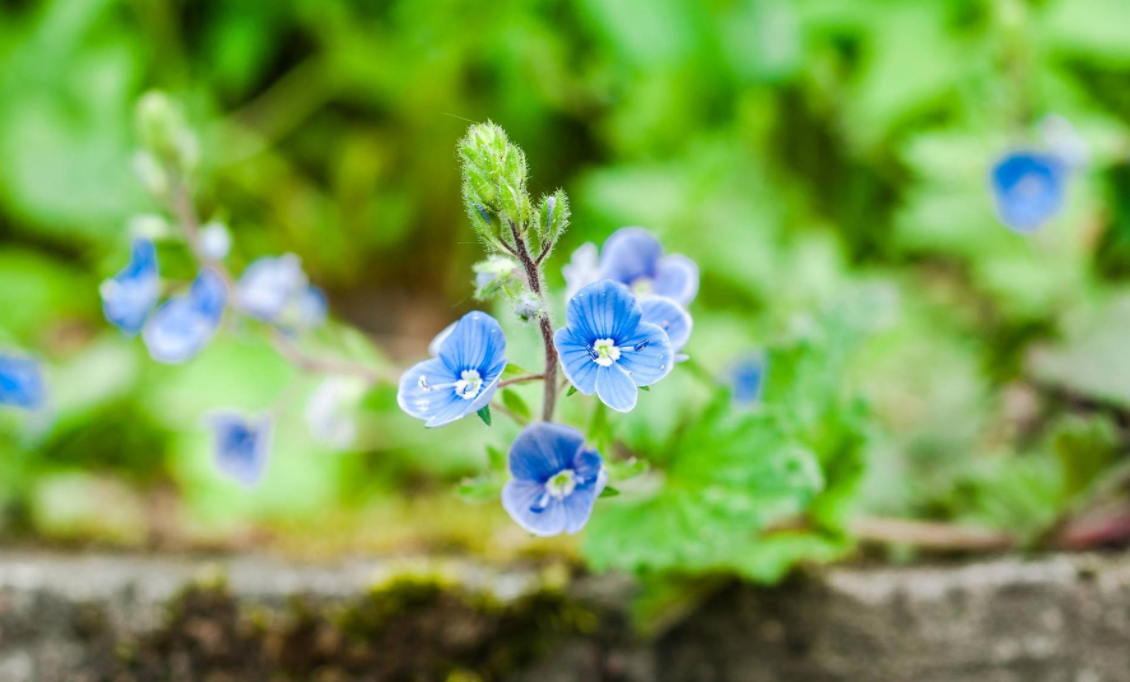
[546, 469, 578, 499]
[454, 369, 483, 399]
[592, 338, 621, 367]
[630, 277, 654, 296]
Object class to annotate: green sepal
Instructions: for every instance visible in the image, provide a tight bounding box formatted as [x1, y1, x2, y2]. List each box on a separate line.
[476, 406, 492, 426]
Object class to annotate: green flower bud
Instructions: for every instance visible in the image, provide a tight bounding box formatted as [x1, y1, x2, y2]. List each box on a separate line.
[135, 91, 198, 173]
[538, 189, 570, 246]
[458, 122, 533, 250]
[473, 255, 519, 300]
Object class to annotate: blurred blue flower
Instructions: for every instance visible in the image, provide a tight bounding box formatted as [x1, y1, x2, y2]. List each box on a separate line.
[554, 280, 674, 412]
[502, 422, 607, 536]
[563, 242, 599, 300]
[0, 354, 46, 410]
[235, 254, 326, 329]
[209, 412, 271, 487]
[142, 268, 227, 364]
[729, 353, 767, 408]
[990, 151, 1067, 233]
[639, 296, 693, 354]
[599, 227, 699, 305]
[398, 311, 507, 427]
[100, 239, 160, 335]
[199, 221, 232, 260]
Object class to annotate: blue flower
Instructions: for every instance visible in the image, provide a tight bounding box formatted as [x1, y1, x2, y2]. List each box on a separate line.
[0, 354, 46, 410]
[599, 227, 699, 305]
[208, 412, 271, 487]
[563, 242, 599, 300]
[142, 268, 227, 364]
[235, 254, 325, 329]
[501, 422, 607, 536]
[639, 296, 693, 354]
[729, 353, 767, 408]
[100, 239, 160, 335]
[990, 151, 1067, 233]
[554, 280, 674, 413]
[397, 311, 507, 427]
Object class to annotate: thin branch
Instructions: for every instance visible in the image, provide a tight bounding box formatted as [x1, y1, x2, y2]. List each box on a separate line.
[268, 330, 384, 383]
[498, 373, 544, 388]
[508, 220, 558, 422]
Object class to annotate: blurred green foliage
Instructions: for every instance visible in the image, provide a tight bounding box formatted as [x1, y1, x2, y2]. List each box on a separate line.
[2, 0, 1130, 576]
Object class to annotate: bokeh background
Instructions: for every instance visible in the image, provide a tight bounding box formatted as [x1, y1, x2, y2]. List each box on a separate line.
[3, 0, 1130, 560]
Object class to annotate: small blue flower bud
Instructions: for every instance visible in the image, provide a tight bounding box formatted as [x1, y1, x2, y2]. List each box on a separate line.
[0, 354, 46, 411]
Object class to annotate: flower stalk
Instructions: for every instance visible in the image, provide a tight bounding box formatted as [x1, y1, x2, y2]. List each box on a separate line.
[508, 220, 558, 422]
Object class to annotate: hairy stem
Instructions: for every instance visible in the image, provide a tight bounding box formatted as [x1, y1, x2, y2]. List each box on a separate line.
[509, 221, 558, 422]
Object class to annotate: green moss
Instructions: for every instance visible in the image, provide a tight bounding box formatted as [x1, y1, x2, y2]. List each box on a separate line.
[102, 571, 605, 681]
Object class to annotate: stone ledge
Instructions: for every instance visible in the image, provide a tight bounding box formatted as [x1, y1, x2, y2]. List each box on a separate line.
[0, 551, 1128, 681]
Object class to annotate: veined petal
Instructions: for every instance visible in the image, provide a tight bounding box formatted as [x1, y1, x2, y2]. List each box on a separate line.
[654, 254, 699, 305]
[428, 322, 456, 357]
[617, 321, 674, 388]
[562, 468, 606, 534]
[596, 364, 638, 412]
[437, 311, 507, 376]
[508, 422, 586, 483]
[599, 227, 662, 286]
[502, 480, 567, 536]
[397, 357, 458, 422]
[640, 296, 693, 351]
[554, 326, 599, 395]
[565, 280, 641, 343]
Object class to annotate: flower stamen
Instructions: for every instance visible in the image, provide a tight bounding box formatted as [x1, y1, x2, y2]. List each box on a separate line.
[590, 338, 621, 367]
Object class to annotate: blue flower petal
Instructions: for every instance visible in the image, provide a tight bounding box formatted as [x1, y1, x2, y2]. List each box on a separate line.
[296, 286, 328, 329]
[730, 353, 767, 407]
[553, 326, 600, 395]
[639, 296, 692, 352]
[617, 321, 675, 387]
[653, 254, 699, 305]
[502, 423, 604, 536]
[565, 280, 642, 343]
[101, 239, 160, 335]
[0, 354, 46, 410]
[562, 468, 606, 534]
[437, 311, 507, 377]
[142, 269, 226, 364]
[502, 480, 568, 536]
[599, 227, 662, 286]
[596, 364, 638, 412]
[990, 151, 1066, 234]
[563, 242, 600, 300]
[509, 421, 586, 482]
[428, 322, 456, 357]
[398, 312, 507, 427]
[397, 358, 460, 423]
[235, 254, 307, 322]
[209, 412, 271, 487]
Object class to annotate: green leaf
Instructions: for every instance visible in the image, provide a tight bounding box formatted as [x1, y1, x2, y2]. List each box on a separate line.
[456, 475, 502, 504]
[566, 384, 578, 397]
[599, 486, 621, 499]
[606, 457, 649, 483]
[486, 445, 507, 474]
[502, 362, 537, 379]
[501, 389, 531, 420]
[639, 385, 650, 392]
[476, 406, 492, 427]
